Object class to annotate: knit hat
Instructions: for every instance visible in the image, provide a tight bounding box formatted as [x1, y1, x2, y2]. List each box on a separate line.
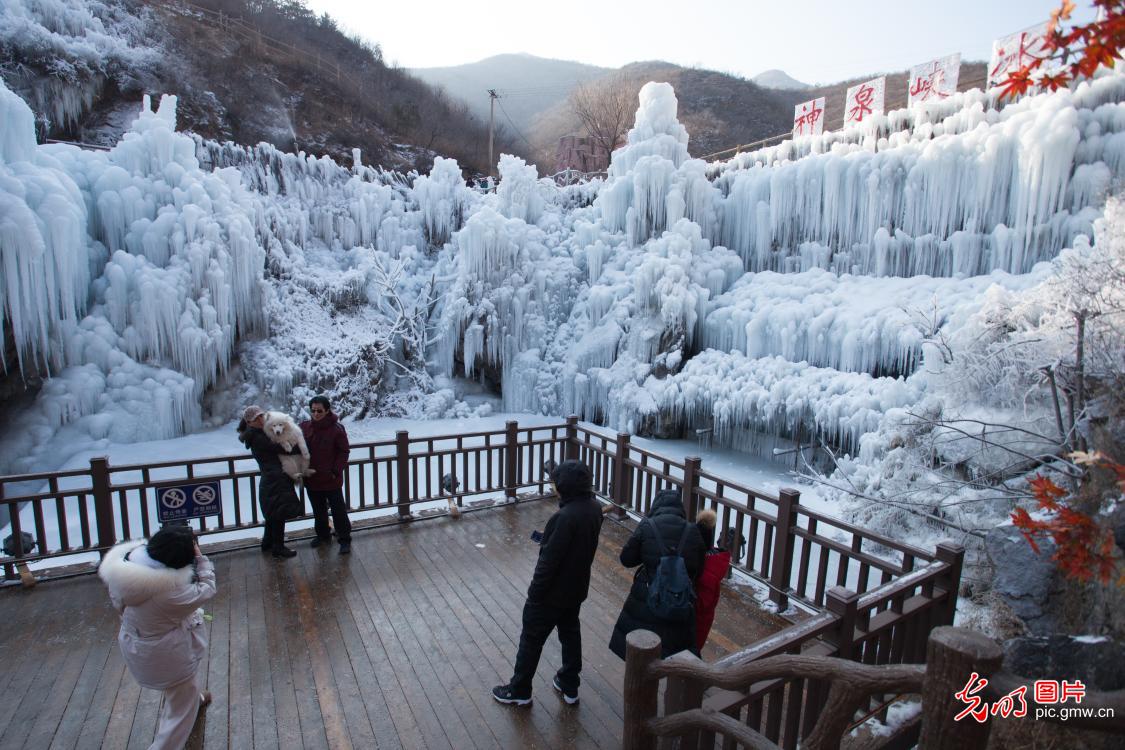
[242, 405, 264, 423]
[146, 525, 195, 569]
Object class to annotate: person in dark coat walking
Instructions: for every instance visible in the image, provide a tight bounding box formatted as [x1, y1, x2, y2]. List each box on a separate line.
[300, 395, 352, 554]
[237, 405, 301, 559]
[493, 460, 603, 707]
[609, 488, 706, 659]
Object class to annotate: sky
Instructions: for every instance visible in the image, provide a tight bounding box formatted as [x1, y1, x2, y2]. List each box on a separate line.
[302, 0, 1093, 84]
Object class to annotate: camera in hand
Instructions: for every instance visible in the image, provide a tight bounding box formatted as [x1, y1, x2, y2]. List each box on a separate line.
[530, 530, 544, 544]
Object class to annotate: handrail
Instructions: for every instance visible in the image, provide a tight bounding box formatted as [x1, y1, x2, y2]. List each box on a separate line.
[0, 419, 570, 579]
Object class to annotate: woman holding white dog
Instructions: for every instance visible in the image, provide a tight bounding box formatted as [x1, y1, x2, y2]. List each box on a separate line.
[237, 405, 302, 559]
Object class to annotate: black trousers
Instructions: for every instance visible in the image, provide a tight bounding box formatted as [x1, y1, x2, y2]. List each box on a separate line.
[262, 514, 286, 551]
[509, 601, 582, 696]
[308, 488, 352, 542]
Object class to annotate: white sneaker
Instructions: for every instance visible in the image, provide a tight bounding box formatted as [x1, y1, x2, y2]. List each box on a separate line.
[552, 675, 579, 705]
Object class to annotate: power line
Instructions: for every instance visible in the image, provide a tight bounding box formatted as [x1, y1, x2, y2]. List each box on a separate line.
[496, 98, 537, 153]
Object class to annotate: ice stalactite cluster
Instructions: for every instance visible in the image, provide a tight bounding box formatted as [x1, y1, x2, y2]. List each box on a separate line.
[699, 266, 1049, 377]
[412, 156, 471, 248]
[595, 82, 720, 245]
[437, 205, 582, 385]
[712, 75, 1125, 277]
[496, 154, 546, 225]
[0, 0, 161, 134]
[0, 81, 276, 469]
[4, 67, 1125, 476]
[0, 77, 453, 472]
[0, 81, 90, 376]
[472, 76, 1125, 462]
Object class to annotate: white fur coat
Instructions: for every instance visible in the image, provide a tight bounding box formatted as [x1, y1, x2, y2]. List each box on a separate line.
[98, 540, 217, 690]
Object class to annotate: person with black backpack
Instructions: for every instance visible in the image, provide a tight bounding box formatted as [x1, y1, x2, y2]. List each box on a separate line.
[609, 487, 707, 659]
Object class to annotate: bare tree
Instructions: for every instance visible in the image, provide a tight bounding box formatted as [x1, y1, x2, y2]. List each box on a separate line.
[568, 72, 641, 162]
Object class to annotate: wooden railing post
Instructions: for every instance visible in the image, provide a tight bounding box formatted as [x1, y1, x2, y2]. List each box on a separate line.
[680, 456, 701, 522]
[768, 488, 800, 610]
[505, 420, 519, 501]
[935, 542, 965, 626]
[564, 415, 579, 461]
[395, 431, 413, 520]
[612, 432, 631, 517]
[918, 627, 1002, 749]
[661, 652, 707, 750]
[623, 629, 662, 750]
[91, 457, 115, 553]
[825, 586, 860, 660]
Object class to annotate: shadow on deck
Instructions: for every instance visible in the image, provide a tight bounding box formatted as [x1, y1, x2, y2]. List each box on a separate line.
[0, 498, 782, 750]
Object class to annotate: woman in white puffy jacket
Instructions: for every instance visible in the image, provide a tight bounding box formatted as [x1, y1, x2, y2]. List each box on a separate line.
[99, 524, 217, 750]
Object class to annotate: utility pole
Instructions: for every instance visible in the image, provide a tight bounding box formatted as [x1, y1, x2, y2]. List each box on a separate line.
[488, 89, 499, 180]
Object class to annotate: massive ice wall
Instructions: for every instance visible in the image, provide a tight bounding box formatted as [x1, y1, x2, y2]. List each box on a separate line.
[713, 76, 1125, 277]
[0, 77, 469, 472]
[482, 75, 1125, 457]
[0, 80, 274, 468]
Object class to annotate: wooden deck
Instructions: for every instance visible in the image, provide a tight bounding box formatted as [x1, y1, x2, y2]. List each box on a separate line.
[0, 498, 781, 750]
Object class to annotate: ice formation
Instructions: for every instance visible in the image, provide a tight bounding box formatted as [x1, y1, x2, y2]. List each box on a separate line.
[2, 63, 1124, 478]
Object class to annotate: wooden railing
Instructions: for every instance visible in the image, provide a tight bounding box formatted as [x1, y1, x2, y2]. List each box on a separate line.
[2, 416, 960, 671]
[570, 423, 942, 614]
[0, 420, 570, 579]
[624, 625, 1125, 749]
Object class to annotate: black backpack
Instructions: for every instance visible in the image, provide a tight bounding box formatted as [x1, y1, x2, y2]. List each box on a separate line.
[644, 518, 696, 622]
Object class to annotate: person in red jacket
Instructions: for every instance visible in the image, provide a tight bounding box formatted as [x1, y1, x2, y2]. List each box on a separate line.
[299, 395, 352, 554]
[694, 509, 731, 652]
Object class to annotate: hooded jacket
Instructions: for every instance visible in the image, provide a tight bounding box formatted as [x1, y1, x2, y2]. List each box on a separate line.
[300, 412, 350, 491]
[98, 540, 216, 690]
[525, 460, 604, 608]
[239, 425, 301, 518]
[693, 509, 731, 651]
[609, 488, 706, 659]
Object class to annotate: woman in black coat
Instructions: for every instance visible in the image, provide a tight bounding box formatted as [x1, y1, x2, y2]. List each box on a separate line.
[237, 406, 301, 559]
[609, 488, 707, 659]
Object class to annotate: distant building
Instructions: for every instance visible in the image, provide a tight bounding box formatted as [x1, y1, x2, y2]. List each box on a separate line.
[554, 135, 609, 173]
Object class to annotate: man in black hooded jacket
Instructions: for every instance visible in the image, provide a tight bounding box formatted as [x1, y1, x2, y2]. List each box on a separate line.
[493, 459, 603, 706]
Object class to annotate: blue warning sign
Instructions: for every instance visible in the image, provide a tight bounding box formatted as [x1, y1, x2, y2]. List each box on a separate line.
[156, 480, 222, 522]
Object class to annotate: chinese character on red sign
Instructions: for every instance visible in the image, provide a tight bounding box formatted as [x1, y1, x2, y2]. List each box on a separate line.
[954, 672, 990, 723]
[793, 97, 826, 137]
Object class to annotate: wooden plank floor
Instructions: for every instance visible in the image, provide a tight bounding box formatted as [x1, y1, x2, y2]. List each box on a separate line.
[0, 499, 782, 750]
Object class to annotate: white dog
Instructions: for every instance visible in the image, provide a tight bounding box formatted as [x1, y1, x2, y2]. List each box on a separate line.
[263, 411, 314, 482]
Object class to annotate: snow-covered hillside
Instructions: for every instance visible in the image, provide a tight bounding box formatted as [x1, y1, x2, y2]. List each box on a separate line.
[2, 64, 1124, 534]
